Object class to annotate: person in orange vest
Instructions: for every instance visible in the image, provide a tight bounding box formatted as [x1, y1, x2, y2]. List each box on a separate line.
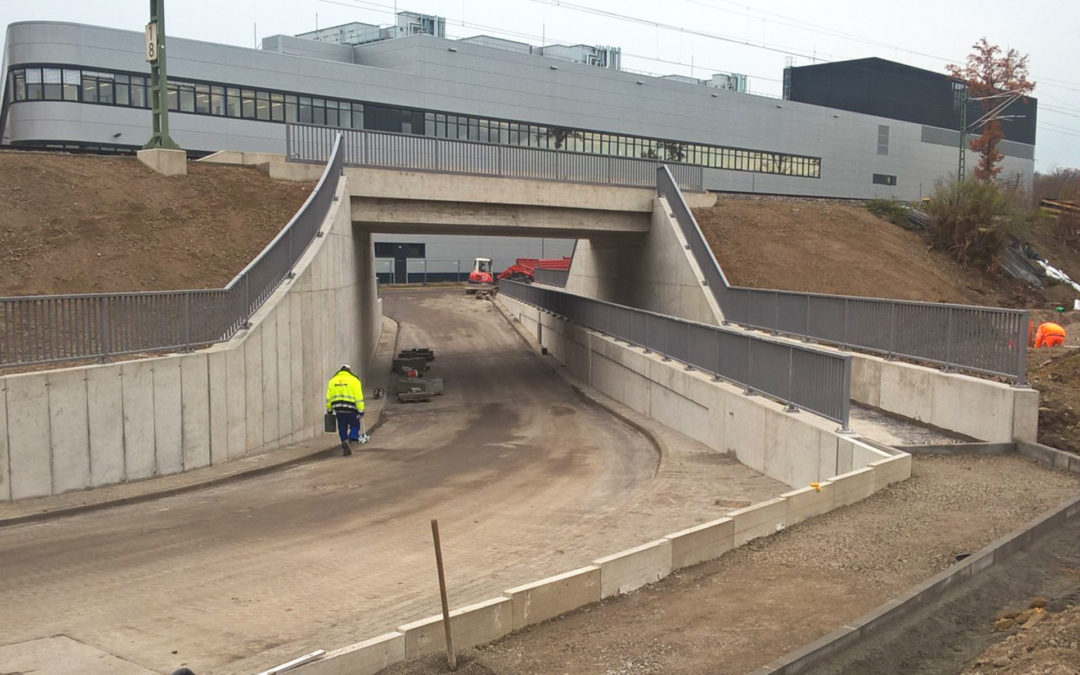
[1034, 321, 1067, 348]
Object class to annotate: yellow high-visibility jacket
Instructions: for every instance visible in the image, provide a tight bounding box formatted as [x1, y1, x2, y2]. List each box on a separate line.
[326, 370, 365, 413]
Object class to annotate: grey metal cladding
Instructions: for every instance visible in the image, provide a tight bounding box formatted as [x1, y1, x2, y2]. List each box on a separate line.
[920, 125, 1035, 160]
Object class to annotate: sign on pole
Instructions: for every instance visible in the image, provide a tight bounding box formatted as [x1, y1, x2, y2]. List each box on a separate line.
[145, 22, 159, 62]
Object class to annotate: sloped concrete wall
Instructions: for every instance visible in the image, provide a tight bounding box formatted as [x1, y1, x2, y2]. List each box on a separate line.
[565, 196, 723, 325]
[0, 178, 381, 501]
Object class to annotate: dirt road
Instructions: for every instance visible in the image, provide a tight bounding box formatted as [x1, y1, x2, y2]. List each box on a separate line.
[0, 289, 785, 674]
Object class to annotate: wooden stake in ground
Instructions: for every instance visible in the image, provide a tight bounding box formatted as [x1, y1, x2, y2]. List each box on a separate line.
[431, 518, 457, 671]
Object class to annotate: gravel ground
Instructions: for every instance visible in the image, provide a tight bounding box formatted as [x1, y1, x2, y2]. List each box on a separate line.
[383, 454, 1080, 674]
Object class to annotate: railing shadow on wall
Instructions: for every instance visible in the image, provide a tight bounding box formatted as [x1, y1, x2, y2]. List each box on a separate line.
[656, 166, 1030, 385]
[0, 134, 345, 369]
[286, 123, 705, 192]
[500, 280, 852, 428]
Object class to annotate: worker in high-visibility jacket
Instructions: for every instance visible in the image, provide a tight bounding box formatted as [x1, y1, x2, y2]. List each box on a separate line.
[326, 364, 367, 455]
[1034, 322, 1067, 348]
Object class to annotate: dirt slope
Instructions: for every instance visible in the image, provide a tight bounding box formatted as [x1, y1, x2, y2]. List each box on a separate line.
[0, 151, 314, 296]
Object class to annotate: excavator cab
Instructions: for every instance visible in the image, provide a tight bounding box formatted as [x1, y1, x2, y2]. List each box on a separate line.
[468, 257, 494, 284]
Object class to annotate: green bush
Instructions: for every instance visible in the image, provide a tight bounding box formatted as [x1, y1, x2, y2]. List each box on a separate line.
[925, 179, 1033, 270]
[866, 198, 910, 228]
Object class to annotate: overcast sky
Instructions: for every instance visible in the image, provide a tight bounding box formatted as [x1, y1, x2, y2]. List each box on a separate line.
[2, 0, 1078, 172]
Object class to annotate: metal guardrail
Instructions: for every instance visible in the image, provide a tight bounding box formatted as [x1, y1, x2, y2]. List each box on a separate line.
[533, 268, 570, 287]
[656, 167, 1030, 384]
[287, 123, 704, 192]
[0, 134, 345, 368]
[500, 280, 852, 427]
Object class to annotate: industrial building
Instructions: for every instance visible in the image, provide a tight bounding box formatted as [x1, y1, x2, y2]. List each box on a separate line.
[0, 13, 1037, 279]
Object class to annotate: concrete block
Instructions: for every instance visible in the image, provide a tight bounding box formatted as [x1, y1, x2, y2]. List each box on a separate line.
[851, 439, 889, 470]
[1011, 387, 1039, 442]
[121, 361, 157, 480]
[7, 374, 52, 499]
[869, 453, 912, 490]
[763, 409, 823, 487]
[277, 305, 294, 440]
[504, 566, 601, 631]
[878, 361, 933, 423]
[831, 467, 877, 506]
[722, 393, 766, 474]
[293, 632, 404, 675]
[207, 351, 228, 465]
[262, 318, 280, 446]
[930, 372, 1012, 441]
[593, 538, 673, 598]
[0, 378, 8, 501]
[245, 330, 265, 451]
[665, 517, 734, 569]
[301, 292, 317, 431]
[226, 346, 248, 459]
[47, 370, 90, 495]
[136, 147, 187, 176]
[153, 360, 183, 475]
[818, 434, 839, 481]
[849, 354, 882, 408]
[290, 295, 306, 434]
[181, 355, 211, 471]
[836, 436, 855, 475]
[399, 597, 512, 659]
[782, 482, 835, 525]
[86, 368, 124, 487]
[729, 497, 788, 547]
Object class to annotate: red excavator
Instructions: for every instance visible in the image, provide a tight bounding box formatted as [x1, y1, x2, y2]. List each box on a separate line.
[466, 256, 571, 296]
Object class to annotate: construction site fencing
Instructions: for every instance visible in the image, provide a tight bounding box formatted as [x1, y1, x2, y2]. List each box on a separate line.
[0, 134, 345, 369]
[500, 280, 852, 427]
[287, 123, 704, 192]
[656, 167, 1029, 385]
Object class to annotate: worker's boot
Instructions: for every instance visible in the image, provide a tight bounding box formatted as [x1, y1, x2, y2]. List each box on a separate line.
[341, 439, 351, 456]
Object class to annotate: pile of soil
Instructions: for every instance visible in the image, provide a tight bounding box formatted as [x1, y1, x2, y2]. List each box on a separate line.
[964, 604, 1080, 673]
[0, 151, 314, 296]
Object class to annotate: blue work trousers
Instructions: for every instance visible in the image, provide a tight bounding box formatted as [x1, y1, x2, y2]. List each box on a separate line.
[335, 410, 363, 442]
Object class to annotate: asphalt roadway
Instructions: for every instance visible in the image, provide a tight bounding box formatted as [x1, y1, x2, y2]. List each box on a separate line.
[0, 288, 787, 674]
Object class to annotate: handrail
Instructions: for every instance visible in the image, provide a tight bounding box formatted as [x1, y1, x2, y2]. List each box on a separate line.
[500, 279, 852, 428]
[287, 123, 704, 192]
[0, 134, 345, 368]
[656, 166, 1029, 385]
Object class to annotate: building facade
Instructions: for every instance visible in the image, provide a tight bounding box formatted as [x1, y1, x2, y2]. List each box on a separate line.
[0, 19, 1037, 277]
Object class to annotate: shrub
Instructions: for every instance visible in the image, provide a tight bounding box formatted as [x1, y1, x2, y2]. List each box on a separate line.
[866, 198, 911, 228]
[925, 179, 1034, 270]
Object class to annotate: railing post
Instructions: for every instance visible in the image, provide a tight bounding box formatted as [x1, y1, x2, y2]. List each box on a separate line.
[784, 348, 798, 412]
[1015, 311, 1029, 387]
[804, 294, 811, 342]
[943, 309, 954, 370]
[841, 298, 849, 350]
[182, 293, 192, 349]
[888, 303, 897, 359]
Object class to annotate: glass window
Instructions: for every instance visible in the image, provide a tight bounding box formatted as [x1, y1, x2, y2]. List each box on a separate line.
[298, 96, 312, 124]
[178, 84, 195, 112]
[311, 98, 326, 126]
[95, 73, 114, 104]
[210, 85, 225, 115]
[322, 99, 336, 127]
[350, 103, 363, 129]
[166, 82, 178, 110]
[195, 83, 210, 114]
[42, 68, 62, 100]
[25, 68, 42, 99]
[255, 90, 270, 120]
[270, 92, 284, 122]
[425, 111, 435, 136]
[62, 69, 80, 101]
[285, 94, 298, 122]
[12, 70, 27, 101]
[226, 87, 240, 117]
[240, 89, 255, 118]
[115, 74, 130, 106]
[131, 76, 148, 108]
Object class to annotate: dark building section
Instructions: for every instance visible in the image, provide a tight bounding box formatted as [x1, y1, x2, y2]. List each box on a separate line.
[784, 57, 1037, 146]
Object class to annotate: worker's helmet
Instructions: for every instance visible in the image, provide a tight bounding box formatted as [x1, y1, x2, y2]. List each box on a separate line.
[339, 363, 352, 372]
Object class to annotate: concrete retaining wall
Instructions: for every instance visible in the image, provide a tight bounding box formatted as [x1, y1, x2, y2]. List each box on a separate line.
[849, 352, 1038, 443]
[498, 293, 891, 489]
[0, 178, 381, 501]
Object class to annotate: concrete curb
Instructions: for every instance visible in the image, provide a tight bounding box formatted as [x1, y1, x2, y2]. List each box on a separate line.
[751, 444, 1080, 674]
[0, 316, 400, 529]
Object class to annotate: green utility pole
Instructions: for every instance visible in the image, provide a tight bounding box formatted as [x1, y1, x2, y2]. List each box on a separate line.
[957, 85, 968, 183]
[143, 0, 179, 149]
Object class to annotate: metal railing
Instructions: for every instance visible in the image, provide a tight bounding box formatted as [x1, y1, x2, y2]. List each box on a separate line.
[287, 123, 704, 192]
[656, 166, 1029, 384]
[0, 134, 345, 368]
[501, 280, 852, 427]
